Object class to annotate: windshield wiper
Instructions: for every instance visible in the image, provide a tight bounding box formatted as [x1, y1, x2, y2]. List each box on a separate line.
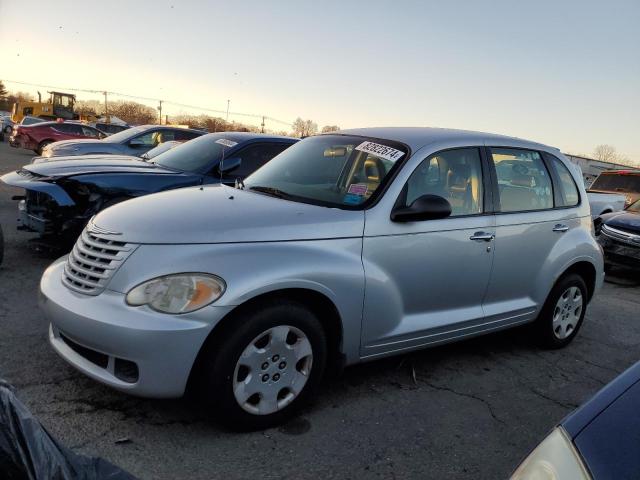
[248, 185, 293, 199]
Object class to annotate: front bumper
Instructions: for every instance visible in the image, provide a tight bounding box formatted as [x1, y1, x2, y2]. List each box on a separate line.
[40, 258, 234, 398]
[598, 229, 640, 269]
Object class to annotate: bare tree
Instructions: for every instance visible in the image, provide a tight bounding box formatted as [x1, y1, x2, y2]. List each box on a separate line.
[292, 117, 318, 137]
[593, 144, 631, 164]
[321, 125, 340, 133]
[0, 80, 7, 98]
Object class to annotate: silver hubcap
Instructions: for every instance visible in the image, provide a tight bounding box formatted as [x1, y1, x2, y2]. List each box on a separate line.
[233, 325, 313, 415]
[552, 286, 583, 339]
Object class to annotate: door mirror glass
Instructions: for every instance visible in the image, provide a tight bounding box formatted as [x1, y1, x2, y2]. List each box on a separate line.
[217, 157, 242, 174]
[391, 194, 452, 222]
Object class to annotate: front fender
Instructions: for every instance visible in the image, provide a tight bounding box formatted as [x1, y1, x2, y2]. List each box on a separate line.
[106, 239, 365, 363]
[0, 171, 75, 206]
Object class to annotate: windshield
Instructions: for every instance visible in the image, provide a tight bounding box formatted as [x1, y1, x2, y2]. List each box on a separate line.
[590, 172, 640, 193]
[102, 125, 148, 143]
[154, 134, 232, 172]
[143, 140, 181, 160]
[244, 135, 408, 208]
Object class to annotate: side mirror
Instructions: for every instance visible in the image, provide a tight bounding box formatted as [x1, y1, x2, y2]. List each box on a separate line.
[391, 194, 452, 222]
[129, 138, 146, 147]
[217, 157, 242, 174]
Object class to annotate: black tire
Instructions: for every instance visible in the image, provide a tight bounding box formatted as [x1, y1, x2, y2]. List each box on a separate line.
[4, 125, 11, 134]
[202, 299, 327, 431]
[36, 140, 53, 156]
[534, 273, 588, 349]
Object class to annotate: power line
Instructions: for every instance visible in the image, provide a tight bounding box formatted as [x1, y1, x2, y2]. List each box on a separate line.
[2, 79, 293, 127]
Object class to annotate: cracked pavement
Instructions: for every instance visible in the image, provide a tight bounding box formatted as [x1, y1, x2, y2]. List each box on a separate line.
[1, 141, 639, 479]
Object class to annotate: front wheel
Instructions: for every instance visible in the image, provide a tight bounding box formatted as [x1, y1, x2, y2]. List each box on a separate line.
[534, 274, 588, 349]
[202, 300, 327, 430]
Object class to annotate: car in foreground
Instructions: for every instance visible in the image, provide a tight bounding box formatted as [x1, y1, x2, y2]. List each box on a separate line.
[39, 127, 603, 430]
[511, 360, 640, 479]
[595, 198, 640, 271]
[1, 133, 297, 244]
[9, 121, 107, 154]
[40, 124, 205, 159]
[588, 169, 640, 210]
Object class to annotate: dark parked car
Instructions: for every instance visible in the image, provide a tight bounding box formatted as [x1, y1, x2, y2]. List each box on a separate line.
[512, 360, 640, 479]
[92, 122, 130, 135]
[9, 121, 107, 155]
[595, 198, 640, 271]
[40, 124, 205, 159]
[1, 132, 297, 245]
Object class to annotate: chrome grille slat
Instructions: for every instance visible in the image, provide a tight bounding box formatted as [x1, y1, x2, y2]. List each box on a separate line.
[75, 241, 123, 262]
[62, 226, 138, 296]
[71, 245, 117, 270]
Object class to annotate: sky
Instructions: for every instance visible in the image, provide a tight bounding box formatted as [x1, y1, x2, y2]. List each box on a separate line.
[0, 0, 639, 161]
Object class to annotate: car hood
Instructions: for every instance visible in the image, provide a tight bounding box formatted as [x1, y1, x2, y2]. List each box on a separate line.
[602, 211, 640, 234]
[91, 184, 365, 244]
[23, 158, 179, 179]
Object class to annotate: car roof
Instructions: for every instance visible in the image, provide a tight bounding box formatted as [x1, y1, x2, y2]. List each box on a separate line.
[333, 127, 555, 153]
[200, 132, 298, 142]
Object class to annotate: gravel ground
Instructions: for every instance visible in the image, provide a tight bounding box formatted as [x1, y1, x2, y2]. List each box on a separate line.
[0, 139, 638, 479]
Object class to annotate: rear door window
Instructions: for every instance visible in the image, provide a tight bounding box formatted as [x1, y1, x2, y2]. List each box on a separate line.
[490, 148, 553, 212]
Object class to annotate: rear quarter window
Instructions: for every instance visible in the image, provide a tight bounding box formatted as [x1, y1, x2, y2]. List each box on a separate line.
[548, 155, 580, 207]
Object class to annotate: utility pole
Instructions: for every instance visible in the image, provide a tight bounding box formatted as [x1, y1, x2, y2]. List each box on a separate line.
[103, 91, 108, 119]
[158, 100, 163, 125]
[261, 116, 265, 133]
[226, 99, 230, 123]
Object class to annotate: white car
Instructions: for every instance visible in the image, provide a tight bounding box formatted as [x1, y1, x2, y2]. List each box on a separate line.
[587, 192, 626, 218]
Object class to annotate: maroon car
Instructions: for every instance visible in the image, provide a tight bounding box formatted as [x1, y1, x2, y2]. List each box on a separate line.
[9, 121, 107, 155]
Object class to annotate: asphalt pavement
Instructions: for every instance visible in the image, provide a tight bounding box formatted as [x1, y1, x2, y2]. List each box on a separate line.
[0, 139, 639, 479]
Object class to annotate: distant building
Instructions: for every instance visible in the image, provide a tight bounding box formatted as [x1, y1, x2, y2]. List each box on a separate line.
[564, 154, 637, 187]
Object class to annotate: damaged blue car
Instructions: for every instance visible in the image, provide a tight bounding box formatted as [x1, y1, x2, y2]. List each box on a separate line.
[1, 132, 297, 247]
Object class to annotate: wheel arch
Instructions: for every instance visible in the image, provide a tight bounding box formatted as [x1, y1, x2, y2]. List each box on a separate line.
[557, 260, 598, 302]
[187, 287, 345, 394]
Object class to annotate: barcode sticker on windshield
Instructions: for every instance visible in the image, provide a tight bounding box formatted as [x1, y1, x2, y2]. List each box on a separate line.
[215, 139, 238, 148]
[355, 141, 404, 162]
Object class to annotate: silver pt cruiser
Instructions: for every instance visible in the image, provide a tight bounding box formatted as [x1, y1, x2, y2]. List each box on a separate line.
[40, 128, 604, 429]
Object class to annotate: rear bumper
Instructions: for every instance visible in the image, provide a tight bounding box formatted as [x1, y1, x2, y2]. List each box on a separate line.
[40, 258, 234, 398]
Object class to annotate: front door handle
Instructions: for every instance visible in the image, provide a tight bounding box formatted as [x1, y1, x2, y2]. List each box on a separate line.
[470, 232, 495, 242]
[552, 224, 569, 233]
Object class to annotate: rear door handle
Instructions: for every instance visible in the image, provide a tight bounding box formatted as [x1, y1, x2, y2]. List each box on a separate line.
[470, 232, 495, 242]
[552, 224, 569, 233]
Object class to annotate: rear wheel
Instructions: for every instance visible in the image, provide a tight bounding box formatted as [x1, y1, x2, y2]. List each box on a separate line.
[3, 125, 11, 134]
[202, 300, 327, 431]
[534, 274, 588, 349]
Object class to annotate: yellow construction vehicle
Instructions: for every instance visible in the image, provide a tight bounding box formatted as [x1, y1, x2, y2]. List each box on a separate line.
[11, 91, 80, 123]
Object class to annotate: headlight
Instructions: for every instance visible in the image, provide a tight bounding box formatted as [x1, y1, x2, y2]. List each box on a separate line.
[511, 427, 591, 479]
[126, 273, 225, 314]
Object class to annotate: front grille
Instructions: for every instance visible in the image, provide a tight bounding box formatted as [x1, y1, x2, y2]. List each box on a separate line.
[602, 224, 640, 246]
[62, 228, 137, 295]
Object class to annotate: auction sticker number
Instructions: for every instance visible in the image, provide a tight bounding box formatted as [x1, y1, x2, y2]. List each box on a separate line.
[355, 141, 404, 162]
[216, 139, 239, 148]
